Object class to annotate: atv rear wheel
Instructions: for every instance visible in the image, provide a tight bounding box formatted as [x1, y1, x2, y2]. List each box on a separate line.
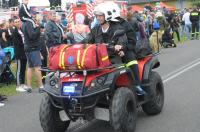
[142, 71, 164, 115]
[110, 87, 137, 132]
[39, 94, 70, 132]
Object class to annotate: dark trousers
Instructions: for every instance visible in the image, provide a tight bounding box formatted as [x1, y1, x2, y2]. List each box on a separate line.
[41, 44, 48, 84]
[41, 55, 47, 84]
[191, 21, 199, 38]
[16, 59, 27, 86]
[172, 29, 180, 42]
[122, 51, 141, 86]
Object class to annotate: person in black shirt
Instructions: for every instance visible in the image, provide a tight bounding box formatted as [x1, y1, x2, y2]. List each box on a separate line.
[12, 17, 28, 92]
[0, 22, 8, 48]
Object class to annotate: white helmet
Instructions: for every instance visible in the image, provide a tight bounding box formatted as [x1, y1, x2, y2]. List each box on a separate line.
[108, 2, 121, 20]
[93, 2, 120, 22]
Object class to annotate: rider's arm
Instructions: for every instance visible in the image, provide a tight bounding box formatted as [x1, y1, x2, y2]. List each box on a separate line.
[116, 33, 128, 51]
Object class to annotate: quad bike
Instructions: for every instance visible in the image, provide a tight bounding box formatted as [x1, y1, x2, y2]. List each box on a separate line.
[39, 31, 164, 132]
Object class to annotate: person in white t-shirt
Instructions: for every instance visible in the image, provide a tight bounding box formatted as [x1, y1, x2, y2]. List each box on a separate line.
[182, 9, 192, 40]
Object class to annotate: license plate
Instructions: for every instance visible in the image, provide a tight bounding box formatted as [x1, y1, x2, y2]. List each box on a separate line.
[63, 86, 75, 93]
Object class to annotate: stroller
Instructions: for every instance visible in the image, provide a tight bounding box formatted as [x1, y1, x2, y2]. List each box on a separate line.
[0, 47, 15, 85]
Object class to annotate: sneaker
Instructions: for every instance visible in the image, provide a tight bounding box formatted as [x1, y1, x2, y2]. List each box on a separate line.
[21, 84, 28, 88]
[135, 85, 146, 95]
[0, 95, 7, 101]
[16, 86, 27, 92]
[38, 86, 44, 93]
[0, 102, 5, 107]
[24, 87, 32, 93]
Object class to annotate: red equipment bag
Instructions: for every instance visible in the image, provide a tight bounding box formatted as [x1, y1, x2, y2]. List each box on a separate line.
[49, 44, 110, 70]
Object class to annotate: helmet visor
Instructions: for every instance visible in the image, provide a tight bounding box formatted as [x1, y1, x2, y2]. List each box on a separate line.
[94, 11, 104, 16]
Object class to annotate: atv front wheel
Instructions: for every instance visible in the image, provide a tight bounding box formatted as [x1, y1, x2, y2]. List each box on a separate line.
[142, 71, 164, 115]
[39, 94, 70, 132]
[110, 87, 137, 132]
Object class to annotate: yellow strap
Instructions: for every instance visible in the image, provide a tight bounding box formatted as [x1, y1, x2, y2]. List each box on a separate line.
[118, 65, 125, 69]
[77, 50, 81, 69]
[61, 52, 66, 69]
[81, 45, 92, 68]
[59, 45, 69, 69]
[102, 56, 109, 61]
[126, 60, 138, 67]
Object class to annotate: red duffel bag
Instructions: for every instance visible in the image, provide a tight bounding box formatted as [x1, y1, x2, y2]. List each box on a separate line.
[49, 44, 110, 70]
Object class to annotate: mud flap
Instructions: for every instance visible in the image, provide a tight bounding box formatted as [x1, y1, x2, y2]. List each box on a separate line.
[94, 107, 109, 121]
[59, 110, 70, 121]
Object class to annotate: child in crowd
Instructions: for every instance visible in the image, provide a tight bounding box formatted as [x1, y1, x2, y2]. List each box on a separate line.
[19, 0, 37, 28]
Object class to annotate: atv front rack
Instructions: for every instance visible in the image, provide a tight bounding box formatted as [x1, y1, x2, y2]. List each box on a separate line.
[40, 64, 125, 75]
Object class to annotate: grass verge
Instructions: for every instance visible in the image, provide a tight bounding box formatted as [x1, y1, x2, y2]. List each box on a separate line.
[0, 62, 37, 96]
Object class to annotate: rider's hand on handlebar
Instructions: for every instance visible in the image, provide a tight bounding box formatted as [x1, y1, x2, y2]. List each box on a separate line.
[114, 45, 123, 52]
[118, 51, 125, 57]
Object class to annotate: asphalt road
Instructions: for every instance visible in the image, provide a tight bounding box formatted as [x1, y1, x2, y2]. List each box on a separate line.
[0, 40, 200, 132]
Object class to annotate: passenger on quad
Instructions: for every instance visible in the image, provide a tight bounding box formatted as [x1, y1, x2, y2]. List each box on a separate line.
[83, 2, 145, 95]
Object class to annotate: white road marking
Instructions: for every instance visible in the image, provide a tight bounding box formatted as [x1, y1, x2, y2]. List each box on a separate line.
[163, 58, 200, 83]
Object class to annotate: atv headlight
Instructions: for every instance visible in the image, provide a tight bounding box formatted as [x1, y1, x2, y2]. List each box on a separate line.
[84, 75, 108, 95]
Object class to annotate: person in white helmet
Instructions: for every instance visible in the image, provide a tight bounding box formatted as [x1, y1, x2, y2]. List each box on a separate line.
[84, 2, 126, 57]
[108, 2, 146, 95]
[83, 2, 146, 95]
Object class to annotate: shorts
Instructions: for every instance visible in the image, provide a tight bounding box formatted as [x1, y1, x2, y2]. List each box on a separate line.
[25, 50, 42, 68]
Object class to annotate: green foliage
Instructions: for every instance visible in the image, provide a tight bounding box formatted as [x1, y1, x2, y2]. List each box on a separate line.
[190, 0, 200, 7]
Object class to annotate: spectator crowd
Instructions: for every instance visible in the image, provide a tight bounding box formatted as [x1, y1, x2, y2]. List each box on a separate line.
[0, 1, 200, 107]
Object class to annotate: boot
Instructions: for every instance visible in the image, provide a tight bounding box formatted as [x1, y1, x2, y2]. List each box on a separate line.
[135, 85, 146, 95]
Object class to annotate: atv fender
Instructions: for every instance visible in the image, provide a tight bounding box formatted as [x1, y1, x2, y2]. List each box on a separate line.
[142, 57, 160, 81]
[104, 68, 133, 89]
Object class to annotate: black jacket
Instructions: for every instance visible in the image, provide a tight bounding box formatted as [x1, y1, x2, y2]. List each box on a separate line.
[12, 27, 26, 59]
[22, 21, 41, 52]
[19, 3, 32, 22]
[85, 22, 127, 47]
[114, 18, 136, 50]
[190, 9, 200, 22]
[83, 22, 128, 56]
[45, 20, 63, 48]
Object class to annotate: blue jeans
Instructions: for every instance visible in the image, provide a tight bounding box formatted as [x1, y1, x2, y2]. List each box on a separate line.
[179, 25, 185, 38]
[185, 24, 191, 40]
